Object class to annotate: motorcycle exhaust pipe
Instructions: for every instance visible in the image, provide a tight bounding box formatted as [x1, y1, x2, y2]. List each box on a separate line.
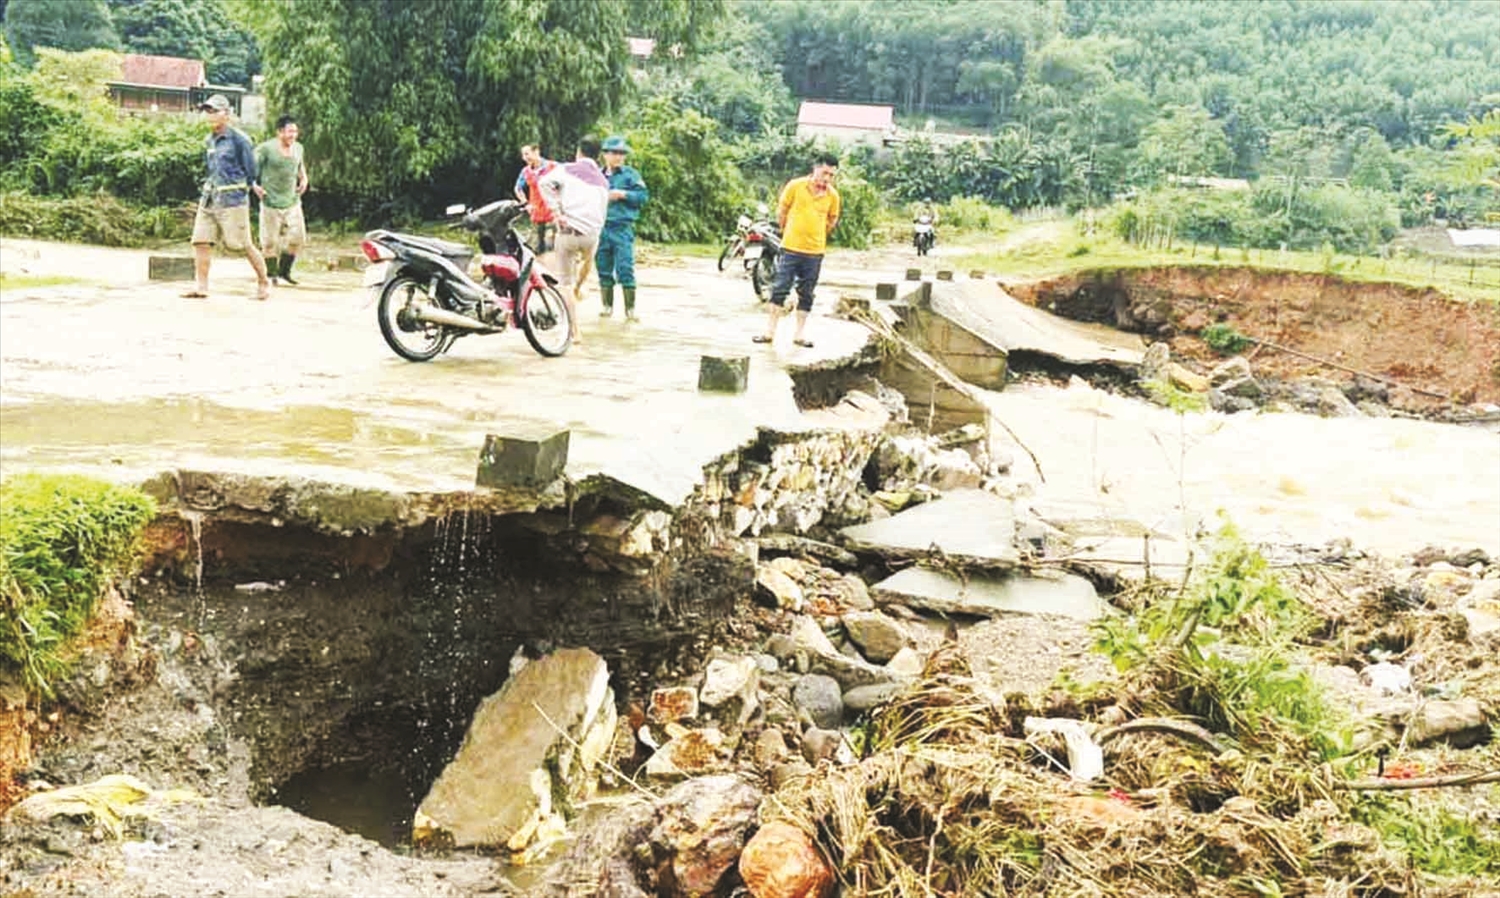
[410, 304, 502, 333]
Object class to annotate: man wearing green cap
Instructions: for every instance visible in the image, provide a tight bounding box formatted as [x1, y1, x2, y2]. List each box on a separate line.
[596, 136, 649, 321]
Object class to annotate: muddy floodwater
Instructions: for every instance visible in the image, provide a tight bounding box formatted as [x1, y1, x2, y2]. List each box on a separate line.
[987, 379, 1500, 557]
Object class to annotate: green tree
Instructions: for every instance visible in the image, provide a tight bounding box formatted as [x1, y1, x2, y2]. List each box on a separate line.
[606, 97, 746, 243]
[108, 0, 259, 85]
[1136, 104, 1231, 184]
[235, 0, 723, 221]
[1347, 129, 1394, 191]
[4, 0, 119, 67]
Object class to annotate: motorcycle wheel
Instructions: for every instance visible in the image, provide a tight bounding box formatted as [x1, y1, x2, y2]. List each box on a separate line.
[521, 282, 572, 357]
[377, 274, 454, 362]
[751, 253, 776, 301]
[717, 237, 744, 272]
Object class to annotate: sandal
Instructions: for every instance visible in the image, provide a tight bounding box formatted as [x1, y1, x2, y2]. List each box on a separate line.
[752, 335, 773, 344]
[793, 339, 814, 348]
[180, 289, 208, 299]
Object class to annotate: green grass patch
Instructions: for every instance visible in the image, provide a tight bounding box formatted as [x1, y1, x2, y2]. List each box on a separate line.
[0, 272, 87, 290]
[1354, 792, 1500, 878]
[0, 473, 157, 695]
[951, 220, 1500, 306]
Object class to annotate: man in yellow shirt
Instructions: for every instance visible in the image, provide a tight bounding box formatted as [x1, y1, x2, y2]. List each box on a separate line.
[754, 153, 841, 348]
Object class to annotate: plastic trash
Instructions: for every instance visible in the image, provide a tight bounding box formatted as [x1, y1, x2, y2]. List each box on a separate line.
[1363, 661, 1412, 695]
[1023, 716, 1104, 782]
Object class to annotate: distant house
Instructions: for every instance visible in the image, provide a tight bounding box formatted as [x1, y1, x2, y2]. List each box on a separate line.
[626, 37, 656, 59]
[795, 101, 896, 149]
[106, 53, 245, 115]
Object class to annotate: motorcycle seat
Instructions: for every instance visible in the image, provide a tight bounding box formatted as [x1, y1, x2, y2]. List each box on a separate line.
[391, 234, 473, 258]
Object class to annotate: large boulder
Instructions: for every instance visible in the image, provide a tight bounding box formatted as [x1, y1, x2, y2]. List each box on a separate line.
[739, 822, 835, 898]
[647, 776, 762, 897]
[791, 674, 845, 729]
[413, 647, 615, 851]
[841, 611, 909, 663]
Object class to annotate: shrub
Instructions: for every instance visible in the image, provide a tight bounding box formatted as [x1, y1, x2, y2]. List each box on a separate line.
[0, 474, 156, 695]
[0, 190, 187, 246]
[935, 195, 1014, 233]
[1201, 323, 1252, 354]
[609, 97, 750, 244]
[829, 165, 882, 249]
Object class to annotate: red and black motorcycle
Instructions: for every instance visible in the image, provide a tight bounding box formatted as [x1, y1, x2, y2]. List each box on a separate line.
[360, 200, 572, 361]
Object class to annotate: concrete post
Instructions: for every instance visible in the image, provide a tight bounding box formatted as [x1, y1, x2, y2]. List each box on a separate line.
[476, 430, 570, 489]
[148, 256, 196, 281]
[698, 355, 750, 393]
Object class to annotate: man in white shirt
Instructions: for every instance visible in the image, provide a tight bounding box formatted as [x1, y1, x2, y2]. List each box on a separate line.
[539, 136, 608, 345]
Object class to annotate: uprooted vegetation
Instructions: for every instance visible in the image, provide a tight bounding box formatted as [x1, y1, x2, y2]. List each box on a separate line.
[760, 526, 1499, 896]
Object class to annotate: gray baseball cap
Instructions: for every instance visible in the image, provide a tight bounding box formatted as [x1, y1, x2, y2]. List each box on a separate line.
[199, 94, 232, 113]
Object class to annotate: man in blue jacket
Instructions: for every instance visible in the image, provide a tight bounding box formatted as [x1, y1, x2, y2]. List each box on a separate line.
[596, 136, 649, 321]
[184, 94, 271, 300]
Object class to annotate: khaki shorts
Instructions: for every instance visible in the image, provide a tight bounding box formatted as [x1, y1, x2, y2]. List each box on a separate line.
[555, 229, 599, 291]
[191, 203, 252, 251]
[260, 202, 307, 254]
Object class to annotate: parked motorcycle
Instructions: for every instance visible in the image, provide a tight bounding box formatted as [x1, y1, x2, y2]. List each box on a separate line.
[359, 200, 572, 361]
[913, 213, 936, 256]
[717, 203, 772, 272]
[747, 220, 783, 301]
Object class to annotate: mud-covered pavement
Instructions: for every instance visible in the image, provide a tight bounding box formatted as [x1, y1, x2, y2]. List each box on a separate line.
[0, 239, 872, 502]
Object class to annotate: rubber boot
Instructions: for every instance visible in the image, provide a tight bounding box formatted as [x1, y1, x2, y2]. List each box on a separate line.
[623, 287, 637, 322]
[279, 253, 299, 285]
[600, 284, 615, 317]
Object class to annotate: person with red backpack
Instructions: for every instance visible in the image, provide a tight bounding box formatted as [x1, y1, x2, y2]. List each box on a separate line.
[513, 143, 558, 253]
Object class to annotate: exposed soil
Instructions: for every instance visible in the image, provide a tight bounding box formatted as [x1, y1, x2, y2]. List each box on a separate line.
[1005, 266, 1500, 406]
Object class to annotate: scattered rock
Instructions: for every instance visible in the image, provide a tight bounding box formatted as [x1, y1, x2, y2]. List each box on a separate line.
[1168, 363, 1210, 393]
[1219, 375, 1264, 400]
[1406, 699, 1489, 748]
[791, 674, 845, 729]
[825, 573, 875, 611]
[1209, 388, 1259, 414]
[885, 647, 925, 678]
[1140, 342, 1170, 383]
[699, 656, 760, 728]
[1208, 356, 1253, 387]
[755, 565, 805, 611]
[754, 728, 790, 771]
[842, 682, 904, 713]
[643, 728, 727, 780]
[765, 633, 797, 662]
[841, 611, 909, 664]
[755, 535, 860, 570]
[649, 687, 699, 725]
[1450, 548, 1492, 568]
[770, 760, 814, 791]
[738, 821, 835, 898]
[646, 775, 761, 898]
[1317, 387, 1361, 418]
[799, 727, 848, 765]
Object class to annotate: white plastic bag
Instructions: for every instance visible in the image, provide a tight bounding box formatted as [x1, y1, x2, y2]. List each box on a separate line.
[1024, 716, 1104, 782]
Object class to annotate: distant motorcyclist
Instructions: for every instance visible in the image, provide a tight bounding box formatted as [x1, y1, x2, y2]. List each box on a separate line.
[913, 201, 938, 256]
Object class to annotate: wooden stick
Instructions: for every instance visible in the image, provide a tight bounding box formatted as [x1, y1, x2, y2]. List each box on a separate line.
[1333, 769, 1500, 792]
[856, 307, 1048, 482]
[1247, 337, 1449, 400]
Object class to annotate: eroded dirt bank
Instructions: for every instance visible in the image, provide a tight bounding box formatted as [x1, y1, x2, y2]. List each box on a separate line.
[1005, 266, 1500, 406]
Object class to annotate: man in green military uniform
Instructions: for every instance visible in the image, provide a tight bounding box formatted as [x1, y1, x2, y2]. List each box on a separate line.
[253, 115, 309, 285]
[595, 136, 649, 321]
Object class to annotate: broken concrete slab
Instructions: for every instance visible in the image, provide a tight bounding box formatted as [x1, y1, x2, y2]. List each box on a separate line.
[873, 567, 1109, 621]
[413, 647, 615, 850]
[876, 283, 897, 300]
[937, 270, 954, 281]
[905, 268, 922, 281]
[840, 489, 1020, 567]
[937, 280, 1144, 372]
